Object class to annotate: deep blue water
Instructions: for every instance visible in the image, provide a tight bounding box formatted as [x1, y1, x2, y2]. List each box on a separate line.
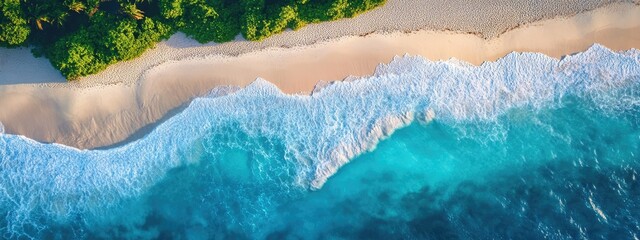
[1, 45, 639, 239]
[119, 96, 640, 239]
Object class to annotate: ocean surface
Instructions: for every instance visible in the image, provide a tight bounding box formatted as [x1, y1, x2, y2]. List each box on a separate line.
[1, 45, 639, 239]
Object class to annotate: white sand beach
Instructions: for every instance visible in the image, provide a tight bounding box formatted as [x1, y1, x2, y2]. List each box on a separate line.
[0, 1, 639, 149]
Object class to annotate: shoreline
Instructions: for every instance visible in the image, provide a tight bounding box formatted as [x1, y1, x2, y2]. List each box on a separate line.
[1, 2, 640, 149]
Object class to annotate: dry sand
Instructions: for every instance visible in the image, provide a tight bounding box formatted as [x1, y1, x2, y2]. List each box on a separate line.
[0, 1, 639, 149]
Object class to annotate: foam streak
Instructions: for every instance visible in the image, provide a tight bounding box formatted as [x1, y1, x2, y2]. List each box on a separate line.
[0, 44, 639, 236]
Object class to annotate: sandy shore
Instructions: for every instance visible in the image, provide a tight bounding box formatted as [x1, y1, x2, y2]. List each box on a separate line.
[0, 1, 639, 149]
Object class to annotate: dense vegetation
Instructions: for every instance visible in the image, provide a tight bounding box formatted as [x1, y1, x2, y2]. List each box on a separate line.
[0, 0, 385, 80]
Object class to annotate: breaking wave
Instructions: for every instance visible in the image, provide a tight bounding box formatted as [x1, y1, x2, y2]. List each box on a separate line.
[0, 44, 639, 237]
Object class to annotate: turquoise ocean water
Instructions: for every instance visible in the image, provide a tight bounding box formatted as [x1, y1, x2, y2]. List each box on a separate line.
[1, 45, 639, 239]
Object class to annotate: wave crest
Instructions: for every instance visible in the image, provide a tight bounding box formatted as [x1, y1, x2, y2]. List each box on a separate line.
[0, 44, 639, 235]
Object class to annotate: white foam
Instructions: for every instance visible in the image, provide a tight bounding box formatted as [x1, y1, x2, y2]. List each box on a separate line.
[206, 85, 242, 98]
[0, 44, 639, 234]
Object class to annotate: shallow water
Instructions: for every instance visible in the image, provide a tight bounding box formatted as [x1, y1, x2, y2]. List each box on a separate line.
[121, 95, 639, 239]
[1, 45, 639, 239]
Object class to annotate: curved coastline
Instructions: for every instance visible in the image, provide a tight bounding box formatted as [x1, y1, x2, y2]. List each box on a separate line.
[1, 45, 639, 237]
[0, 2, 639, 149]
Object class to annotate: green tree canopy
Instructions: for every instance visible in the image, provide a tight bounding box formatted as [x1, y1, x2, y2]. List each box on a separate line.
[0, 0, 31, 46]
[2, 0, 386, 79]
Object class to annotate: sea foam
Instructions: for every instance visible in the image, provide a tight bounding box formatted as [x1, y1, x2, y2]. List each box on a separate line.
[0, 44, 639, 235]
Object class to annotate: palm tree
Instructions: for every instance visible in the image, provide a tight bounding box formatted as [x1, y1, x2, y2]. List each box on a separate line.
[51, 11, 69, 26]
[33, 11, 68, 30]
[34, 16, 49, 30]
[122, 3, 145, 20]
[85, 0, 102, 17]
[66, 1, 87, 13]
[26, 1, 69, 30]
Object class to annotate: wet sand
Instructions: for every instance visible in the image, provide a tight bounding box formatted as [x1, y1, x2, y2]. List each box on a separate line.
[0, 1, 639, 149]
